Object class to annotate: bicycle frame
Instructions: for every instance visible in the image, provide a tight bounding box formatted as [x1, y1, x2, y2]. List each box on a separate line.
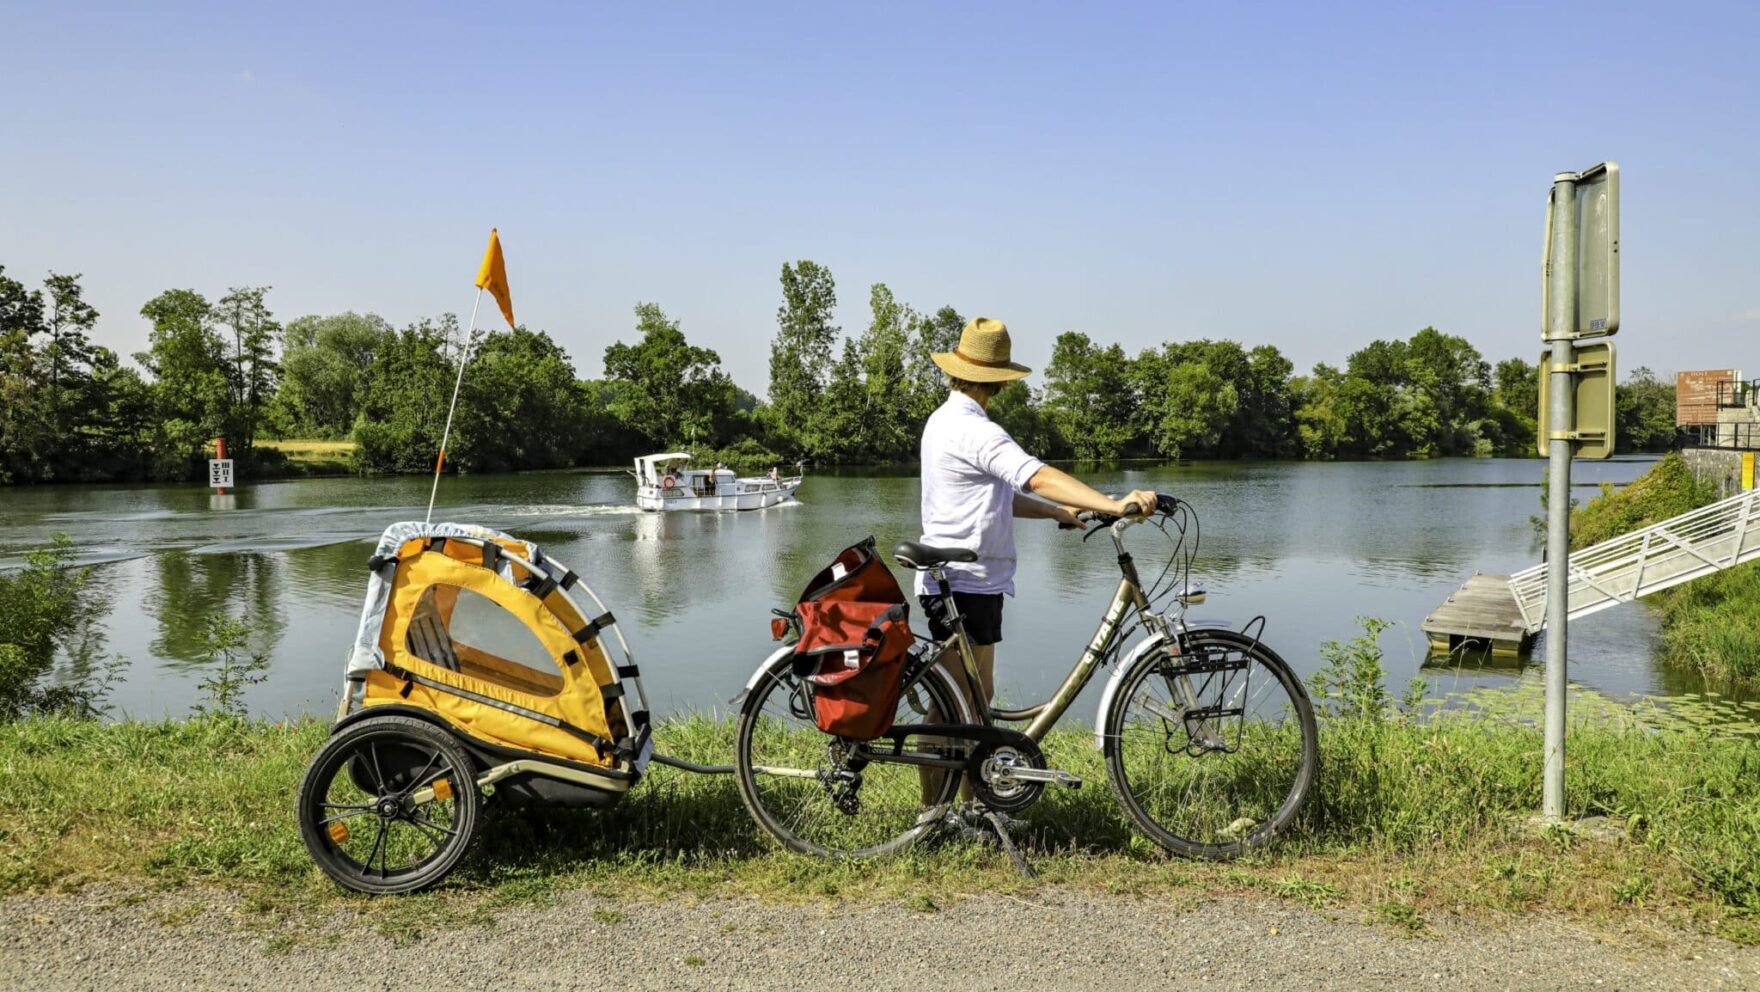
[916, 515, 1166, 742]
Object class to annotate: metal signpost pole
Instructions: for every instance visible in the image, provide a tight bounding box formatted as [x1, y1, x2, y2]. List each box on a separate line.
[1542, 172, 1579, 821]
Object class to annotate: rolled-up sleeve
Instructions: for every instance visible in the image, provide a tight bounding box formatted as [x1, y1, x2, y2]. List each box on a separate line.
[969, 423, 1045, 493]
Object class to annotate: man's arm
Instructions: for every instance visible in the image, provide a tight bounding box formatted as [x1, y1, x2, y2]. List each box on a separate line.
[1012, 492, 1064, 519]
[1025, 464, 1156, 518]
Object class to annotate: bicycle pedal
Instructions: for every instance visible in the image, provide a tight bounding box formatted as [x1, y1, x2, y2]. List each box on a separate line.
[1004, 767, 1083, 789]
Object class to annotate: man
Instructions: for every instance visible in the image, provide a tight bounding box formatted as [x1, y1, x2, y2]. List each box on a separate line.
[917, 316, 1157, 711]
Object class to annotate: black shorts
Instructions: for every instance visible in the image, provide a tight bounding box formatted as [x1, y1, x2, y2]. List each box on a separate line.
[919, 591, 1004, 647]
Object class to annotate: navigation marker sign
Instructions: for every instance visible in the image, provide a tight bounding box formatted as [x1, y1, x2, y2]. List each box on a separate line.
[209, 458, 234, 491]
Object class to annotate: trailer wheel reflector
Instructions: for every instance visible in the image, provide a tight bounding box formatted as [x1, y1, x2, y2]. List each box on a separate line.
[770, 617, 788, 641]
[432, 778, 453, 801]
[328, 822, 349, 844]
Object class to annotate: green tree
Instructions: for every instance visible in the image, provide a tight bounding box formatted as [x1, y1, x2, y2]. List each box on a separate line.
[847, 283, 917, 461]
[353, 317, 456, 474]
[1135, 354, 1238, 459]
[602, 303, 738, 448]
[277, 312, 391, 438]
[451, 327, 594, 473]
[0, 266, 50, 482]
[212, 286, 280, 455]
[138, 289, 229, 479]
[40, 272, 98, 439]
[767, 260, 839, 457]
[1291, 365, 1346, 459]
[1236, 344, 1297, 457]
[905, 305, 965, 423]
[987, 381, 1055, 455]
[1042, 331, 1136, 460]
[1616, 366, 1680, 452]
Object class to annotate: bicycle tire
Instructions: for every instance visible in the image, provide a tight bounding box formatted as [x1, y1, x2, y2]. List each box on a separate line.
[1103, 628, 1318, 859]
[734, 652, 970, 858]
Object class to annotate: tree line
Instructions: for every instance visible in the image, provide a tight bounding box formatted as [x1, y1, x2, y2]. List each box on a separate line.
[0, 260, 1681, 484]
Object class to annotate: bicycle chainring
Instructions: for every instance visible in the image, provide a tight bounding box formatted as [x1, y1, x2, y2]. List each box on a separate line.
[967, 739, 1048, 813]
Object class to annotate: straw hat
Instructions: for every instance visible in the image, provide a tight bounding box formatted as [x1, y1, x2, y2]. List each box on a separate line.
[932, 317, 1032, 383]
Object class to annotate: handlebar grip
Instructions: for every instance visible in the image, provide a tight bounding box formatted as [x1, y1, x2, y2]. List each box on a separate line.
[1121, 501, 1144, 518]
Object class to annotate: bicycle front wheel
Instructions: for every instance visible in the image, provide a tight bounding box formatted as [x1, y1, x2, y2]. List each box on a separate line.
[734, 653, 969, 858]
[1103, 628, 1317, 859]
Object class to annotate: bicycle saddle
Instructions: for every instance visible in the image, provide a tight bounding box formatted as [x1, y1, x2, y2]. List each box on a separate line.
[891, 540, 978, 570]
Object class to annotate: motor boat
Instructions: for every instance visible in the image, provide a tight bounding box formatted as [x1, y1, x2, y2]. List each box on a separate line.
[632, 452, 801, 511]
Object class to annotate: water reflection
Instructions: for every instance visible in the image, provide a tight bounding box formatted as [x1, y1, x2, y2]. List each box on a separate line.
[146, 551, 285, 671]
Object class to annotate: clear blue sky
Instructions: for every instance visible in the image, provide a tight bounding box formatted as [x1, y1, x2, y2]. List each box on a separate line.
[5, 1, 1758, 393]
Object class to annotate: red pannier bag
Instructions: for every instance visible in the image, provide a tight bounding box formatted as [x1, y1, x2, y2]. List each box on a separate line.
[792, 601, 913, 739]
[787, 537, 913, 739]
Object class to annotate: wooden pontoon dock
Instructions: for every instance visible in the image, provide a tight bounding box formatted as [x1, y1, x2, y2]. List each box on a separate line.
[1421, 572, 1535, 657]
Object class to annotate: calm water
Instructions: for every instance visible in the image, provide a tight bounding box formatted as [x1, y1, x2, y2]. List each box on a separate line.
[0, 457, 1725, 722]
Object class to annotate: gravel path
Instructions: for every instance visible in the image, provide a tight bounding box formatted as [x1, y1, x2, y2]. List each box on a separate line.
[4, 886, 1756, 991]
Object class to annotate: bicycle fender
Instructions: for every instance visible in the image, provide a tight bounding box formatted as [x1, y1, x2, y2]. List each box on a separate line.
[728, 644, 797, 708]
[1092, 620, 1236, 750]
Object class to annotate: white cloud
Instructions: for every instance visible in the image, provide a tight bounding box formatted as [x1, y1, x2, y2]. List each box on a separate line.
[237, 70, 254, 84]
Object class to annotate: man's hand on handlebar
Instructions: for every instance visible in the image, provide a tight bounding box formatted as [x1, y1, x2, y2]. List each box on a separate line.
[1077, 491, 1180, 527]
[1115, 489, 1160, 518]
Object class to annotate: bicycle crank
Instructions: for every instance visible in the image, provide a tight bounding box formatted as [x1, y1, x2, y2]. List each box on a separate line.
[967, 738, 1082, 812]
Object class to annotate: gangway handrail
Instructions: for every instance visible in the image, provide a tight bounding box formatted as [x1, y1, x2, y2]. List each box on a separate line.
[1508, 487, 1760, 631]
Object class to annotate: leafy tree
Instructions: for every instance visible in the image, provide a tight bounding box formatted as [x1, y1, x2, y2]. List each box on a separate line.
[1134, 353, 1238, 459]
[1237, 345, 1297, 457]
[352, 317, 456, 474]
[1494, 357, 1540, 421]
[40, 272, 98, 437]
[1616, 366, 1680, 452]
[277, 312, 391, 438]
[1042, 331, 1136, 460]
[211, 286, 280, 454]
[905, 305, 965, 423]
[851, 284, 916, 460]
[987, 381, 1055, 455]
[451, 327, 594, 473]
[602, 303, 738, 448]
[1291, 365, 1346, 459]
[138, 289, 229, 479]
[767, 260, 839, 456]
[0, 266, 50, 482]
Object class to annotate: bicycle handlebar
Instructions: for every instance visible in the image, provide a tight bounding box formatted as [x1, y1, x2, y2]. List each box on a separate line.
[1077, 494, 1182, 537]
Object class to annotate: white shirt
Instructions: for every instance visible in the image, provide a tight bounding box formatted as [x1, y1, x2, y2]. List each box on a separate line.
[916, 391, 1047, 596]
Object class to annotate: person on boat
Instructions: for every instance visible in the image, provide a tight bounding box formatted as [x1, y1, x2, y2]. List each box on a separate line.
[917, 316, 1158, 713]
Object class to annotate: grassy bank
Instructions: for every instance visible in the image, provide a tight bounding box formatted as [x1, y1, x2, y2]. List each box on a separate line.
[1, 707, 1755, 943]
[255, 438, 358, 478]
[1569, 452, 1760, 684]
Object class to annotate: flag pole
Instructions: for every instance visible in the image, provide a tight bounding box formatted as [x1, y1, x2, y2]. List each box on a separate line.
[426, 288, 484, 523]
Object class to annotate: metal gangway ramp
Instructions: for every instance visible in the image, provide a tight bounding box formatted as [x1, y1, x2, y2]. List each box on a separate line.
[1508, 487, 1760, 631]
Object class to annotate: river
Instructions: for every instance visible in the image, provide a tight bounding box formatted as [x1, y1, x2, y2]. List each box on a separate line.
[0, 456, 1742, 722]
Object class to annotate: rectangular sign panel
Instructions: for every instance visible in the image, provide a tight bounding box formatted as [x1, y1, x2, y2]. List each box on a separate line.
[1542, 161, 1620, 339]
[209, 458, 234, 489]
[1676, 369, 1742, 426]
[1538, 340, 1616, 459]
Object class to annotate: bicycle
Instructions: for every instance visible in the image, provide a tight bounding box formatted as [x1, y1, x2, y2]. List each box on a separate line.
[731, 495, 1319, 862]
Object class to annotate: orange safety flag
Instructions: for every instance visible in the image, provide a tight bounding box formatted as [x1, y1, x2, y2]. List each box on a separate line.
[475, 228, 515, 328]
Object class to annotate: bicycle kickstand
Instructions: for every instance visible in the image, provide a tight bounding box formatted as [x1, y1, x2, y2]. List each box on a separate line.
[980, 809, 1038, 881]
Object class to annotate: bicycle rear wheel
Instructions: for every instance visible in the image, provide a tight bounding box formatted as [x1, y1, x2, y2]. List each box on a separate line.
[1103, 628, 1317, 859]
[734, 653, 968, 858]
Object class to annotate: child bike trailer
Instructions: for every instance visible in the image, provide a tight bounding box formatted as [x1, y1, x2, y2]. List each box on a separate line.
[296, 522, 653, 894]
